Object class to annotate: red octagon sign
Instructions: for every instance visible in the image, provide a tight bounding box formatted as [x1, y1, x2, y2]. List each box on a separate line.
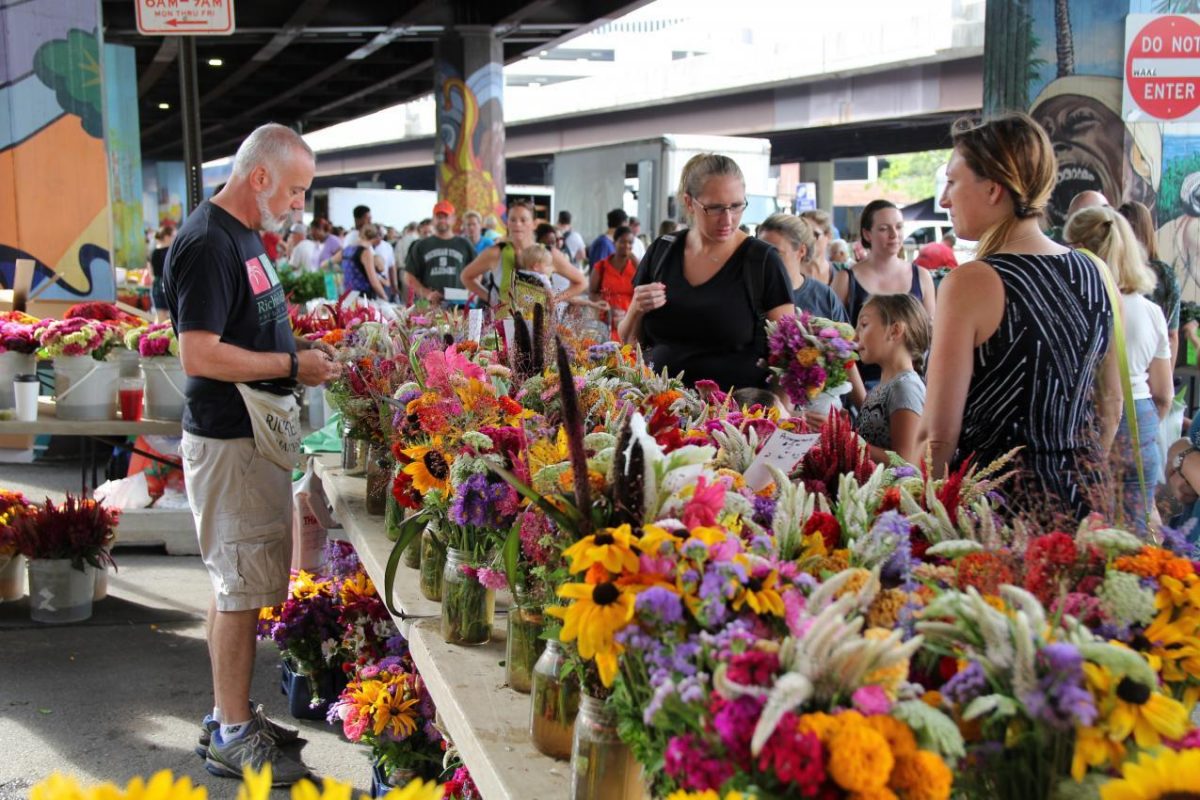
[1125, 15, 1200, 120]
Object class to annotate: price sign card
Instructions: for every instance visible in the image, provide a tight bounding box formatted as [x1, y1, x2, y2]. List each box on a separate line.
[743, 430, 820, 490]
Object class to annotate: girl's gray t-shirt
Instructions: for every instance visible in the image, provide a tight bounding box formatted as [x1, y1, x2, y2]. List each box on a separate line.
[856, 369, 925, 450]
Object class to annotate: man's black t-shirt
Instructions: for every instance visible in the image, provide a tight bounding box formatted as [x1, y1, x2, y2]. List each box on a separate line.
[404, 235, 475, 293]
[163, 201, 296, 439]
[636, 236, 792, 391]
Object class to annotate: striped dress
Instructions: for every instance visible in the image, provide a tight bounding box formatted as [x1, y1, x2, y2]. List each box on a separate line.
[952, 251, 1112, 521]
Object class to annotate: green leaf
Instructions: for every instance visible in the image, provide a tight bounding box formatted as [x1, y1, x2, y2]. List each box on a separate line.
[503, 519, 522, 593]
[383, 513, 426, 617]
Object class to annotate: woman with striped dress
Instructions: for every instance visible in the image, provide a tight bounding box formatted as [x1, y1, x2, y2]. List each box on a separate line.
[916, 113, 1121, 523]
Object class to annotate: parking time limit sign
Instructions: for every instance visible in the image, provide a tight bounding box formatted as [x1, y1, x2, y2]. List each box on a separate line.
[136, 0, 236, 36]
[1123, 14, 1200, 122]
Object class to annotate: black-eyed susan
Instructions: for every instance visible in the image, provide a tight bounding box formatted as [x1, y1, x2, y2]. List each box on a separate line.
[1136, 610, 1200, 685]
[732, 568, 786, 617]
[1099, 747, 1200, 800]
[562, 525, 641, 575]
[402, 443, 453, 495]
[548, 579, 636, 686]
[1071, 723, 1127, 781]
[1085, 663, 1190, 749]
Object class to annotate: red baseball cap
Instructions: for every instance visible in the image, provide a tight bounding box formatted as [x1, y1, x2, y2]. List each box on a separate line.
[433, 200, 455, 216]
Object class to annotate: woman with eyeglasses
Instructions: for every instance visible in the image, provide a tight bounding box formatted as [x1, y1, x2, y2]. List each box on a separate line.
[914, 112, 1120, 525]
[833, 200, 937, 388]
[618, 153, 794, 391]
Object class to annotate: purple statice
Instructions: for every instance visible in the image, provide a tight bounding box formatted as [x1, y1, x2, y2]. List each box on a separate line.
[1160, 522, 1200, 559]
[635, 586, 685, 628]
[699, 618, 758, 660]
[869, 510, 914, 583]
[752, 495, 777, 528]
[450, 473, 517, 528]
[1021, 643, 1096, 730]
[587, 341, 620, 362]
[942, 661, 989, 706]
[891, 464, 919, 479]
[323, 539, 360, 579]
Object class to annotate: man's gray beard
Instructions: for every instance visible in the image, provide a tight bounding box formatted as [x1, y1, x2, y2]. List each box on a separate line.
[256, 193, 291, 235]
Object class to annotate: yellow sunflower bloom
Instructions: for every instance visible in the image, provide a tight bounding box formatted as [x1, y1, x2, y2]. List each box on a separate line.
[401, 444, 453, 495]
[1100, 747, 1200, 800]
[1140, 609, 1200, 685]
[529, 428, 569, 474]
[549, 580, 636, 685]
[1071, 723, 1126, 781]
[562, 525, 642, 575]
[353, 676, 419, 739]
[733, 569, 786, 617]
[635, 523, 676, 556]
[1085, 662, 1190, 748]
[31, 771, 208, 800]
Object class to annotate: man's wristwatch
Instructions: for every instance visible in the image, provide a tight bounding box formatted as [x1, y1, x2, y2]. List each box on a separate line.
[288, 351, 299, 381]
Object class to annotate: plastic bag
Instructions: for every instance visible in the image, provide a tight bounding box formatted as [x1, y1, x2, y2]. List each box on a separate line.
[292, 461, 338, 571]
[94, 471, 152, 510]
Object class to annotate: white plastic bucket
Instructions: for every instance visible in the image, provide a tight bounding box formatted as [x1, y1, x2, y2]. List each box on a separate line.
[0, 351, 36, 409]
[141, 356, 186, 421]
[117, 348, 141, 379]
[27, 559, 95, 623]
[0, 554, 25, 601]
[54, 356, 119, 420]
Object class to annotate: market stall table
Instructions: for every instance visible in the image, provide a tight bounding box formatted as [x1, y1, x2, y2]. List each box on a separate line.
[315, 455, 572, 800]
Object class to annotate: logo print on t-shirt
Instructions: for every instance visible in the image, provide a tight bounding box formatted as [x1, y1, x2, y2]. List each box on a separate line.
[244, 255, 278, 295]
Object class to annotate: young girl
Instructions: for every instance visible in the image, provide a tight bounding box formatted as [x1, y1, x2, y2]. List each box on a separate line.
[854, 294, 931, 465]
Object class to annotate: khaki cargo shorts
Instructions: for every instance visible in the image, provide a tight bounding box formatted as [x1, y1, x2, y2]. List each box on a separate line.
[181, 432, 293, 612]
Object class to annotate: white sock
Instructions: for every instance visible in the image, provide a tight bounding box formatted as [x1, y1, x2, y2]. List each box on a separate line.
[219, 721, 249, 742]
[212, 706, 221, 723]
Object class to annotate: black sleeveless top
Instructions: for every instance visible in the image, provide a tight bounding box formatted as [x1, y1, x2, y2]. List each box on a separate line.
[846, 264, 924, 384]
[952, 251, 1112, 522]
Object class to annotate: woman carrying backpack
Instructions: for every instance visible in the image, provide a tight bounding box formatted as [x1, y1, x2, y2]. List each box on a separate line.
[618, 154, 794, 391]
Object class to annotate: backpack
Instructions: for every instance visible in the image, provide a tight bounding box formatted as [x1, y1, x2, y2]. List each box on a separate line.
[643, 230, 774, 354]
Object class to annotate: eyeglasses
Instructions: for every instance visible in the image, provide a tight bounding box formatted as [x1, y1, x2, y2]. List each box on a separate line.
[695, 200, 748, 217]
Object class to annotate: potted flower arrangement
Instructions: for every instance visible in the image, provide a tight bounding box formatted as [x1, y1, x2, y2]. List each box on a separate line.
[764, 311, 858, 413]
[124, 322, 184, 420]
[0, 489, 32, 601]
[0, 311, 40, 409]
[2, 493, 118, 623]
[35, 317, 123, 420]
[328, 639, 444, 795]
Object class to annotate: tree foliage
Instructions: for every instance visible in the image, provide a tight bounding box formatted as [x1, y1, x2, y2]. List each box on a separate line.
[874, 150, 952, 202]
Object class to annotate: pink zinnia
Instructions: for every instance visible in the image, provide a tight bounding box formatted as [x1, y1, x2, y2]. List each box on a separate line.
[682, 476, 725, 529]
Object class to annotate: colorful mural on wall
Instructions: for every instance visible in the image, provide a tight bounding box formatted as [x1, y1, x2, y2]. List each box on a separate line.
[104, 43, 144, 272]
[985, 0, 1200, 298]
[0, 0, 115, 301]
[435, 44, 507, 234]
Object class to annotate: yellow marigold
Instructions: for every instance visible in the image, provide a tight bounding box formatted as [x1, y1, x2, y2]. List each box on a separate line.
[797, 711, 840, 744]
[867, 588, 909, 629]
[828, 720, 895, 793]
[867, 714, 918, 759]
[849, 790, 898, 800]
[796, 347, 821, 367]
[889, 750, 953, 800]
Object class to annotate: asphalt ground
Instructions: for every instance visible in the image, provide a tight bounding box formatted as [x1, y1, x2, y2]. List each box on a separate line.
[0, 452, 372, 799]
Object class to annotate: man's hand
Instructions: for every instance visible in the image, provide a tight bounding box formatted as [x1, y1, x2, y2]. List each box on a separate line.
[426, 290, 444, 304]
[297, 349, 341, 387]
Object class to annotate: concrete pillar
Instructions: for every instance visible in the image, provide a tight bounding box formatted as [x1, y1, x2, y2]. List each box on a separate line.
[800, 161, 836, 214]
[434, 27, 507, 232]
[0, 0, 116, 303]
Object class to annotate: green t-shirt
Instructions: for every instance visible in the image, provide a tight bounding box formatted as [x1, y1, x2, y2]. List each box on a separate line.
[404, 235, 475, 292]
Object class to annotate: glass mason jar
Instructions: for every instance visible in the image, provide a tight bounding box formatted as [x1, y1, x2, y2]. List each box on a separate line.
[529, 640, 579, 760]
[342, 420, 367, 475]
[384, 491, 403, 542]
[506, 604, 545, 694]
[570, 695, 643, 800]
[364, 444, 390, 516]
[440, 548, 496, 646]
[418, 527, 445, 602]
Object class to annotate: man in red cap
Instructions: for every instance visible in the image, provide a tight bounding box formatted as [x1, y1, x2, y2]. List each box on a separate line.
[403, 199, 475, 304]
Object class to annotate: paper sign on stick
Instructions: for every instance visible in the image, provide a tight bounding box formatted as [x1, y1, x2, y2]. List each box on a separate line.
[743, 430, 820, 491]
[468, 309, 484, 342]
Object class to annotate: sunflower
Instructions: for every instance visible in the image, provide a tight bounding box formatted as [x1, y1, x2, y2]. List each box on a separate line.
[290, 570, 333, 601]
[1085, 664, 1189, 749]
[733, 569, 786, 617]
[1099, 747, 1200, 800]
[401, 443, 453, 495]
[562, 525, 642, 575]
[30, 771, 207, 800]
[548, 579, 636, 686]
[355, 675, 420, 738]
[1134, 610, 1200, 685]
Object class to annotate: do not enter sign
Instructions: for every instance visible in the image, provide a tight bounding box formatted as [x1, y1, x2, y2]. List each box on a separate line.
[1124, 14, 1200, 122]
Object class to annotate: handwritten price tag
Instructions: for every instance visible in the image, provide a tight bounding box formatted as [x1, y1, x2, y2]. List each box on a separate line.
[743, 429, 820, 490]
[468, 308, 484, 342]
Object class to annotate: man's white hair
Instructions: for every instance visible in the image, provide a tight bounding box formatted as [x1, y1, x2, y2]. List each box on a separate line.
[231, 123, 313, 180]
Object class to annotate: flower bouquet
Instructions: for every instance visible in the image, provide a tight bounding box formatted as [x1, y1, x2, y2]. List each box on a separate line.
[4, 494, 118, 623]
[764, 312, 857, 410]
[328, 644, 443, 787]
[123, 322, 177, 358]
[35, 317, 121, 361]
[0, 311, 40, 355]
[0, 489, 32, 599]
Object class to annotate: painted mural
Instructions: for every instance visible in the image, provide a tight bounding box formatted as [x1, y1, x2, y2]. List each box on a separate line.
[985, 0, 1200, 298]
[435, 57, 507, 233]
[0, 0, 115, 301]
[104, 44, 144, 272]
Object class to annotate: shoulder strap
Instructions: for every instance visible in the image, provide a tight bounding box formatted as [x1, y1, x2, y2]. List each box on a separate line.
[498, 242, 517, 304]
[1080, 247, 1148, 533]
[648, 233, 678, 284]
